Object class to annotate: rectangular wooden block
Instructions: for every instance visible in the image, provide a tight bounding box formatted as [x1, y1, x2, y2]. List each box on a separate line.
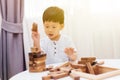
[60, 67, 72, 73]
[42, 75, 51, 80]
[51, 72, 69, 79]
[32, 22, 38, 32]
[86, 62, 95, 74]
[29, 52, 46, 72]
[70, 73, 80, 80]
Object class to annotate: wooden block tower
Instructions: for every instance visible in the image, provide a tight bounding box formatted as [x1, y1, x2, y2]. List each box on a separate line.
[29, 47, 46, 72]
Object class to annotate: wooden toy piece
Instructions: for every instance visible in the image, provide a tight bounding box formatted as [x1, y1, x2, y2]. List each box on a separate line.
[31, 47, 39, 53]
[42, 75, 51, 80]
[45, 65, 54, 71]
[80, 57, 96, 64]
[29, 51, 46, 72]
[70, 62, 86, 72]
[60, 66, 72, 73]
[49, 62, 70, 72]
[92, 61, 105, 74]
[49, 67, 60, 72]
[86, 62, 95, 74]
[93, 65, 99, 74]
[70, 62, 86, 69]
[58, 61, 70, 68]
[96, 65, 118, 74]
[51, 72, 69, 79]
[81, 57, 96, 61]
[70, 72, 80, 80]
[48, 71, 64, 75]
[32, 22, 38, 32]
[78, 61, 86, 64]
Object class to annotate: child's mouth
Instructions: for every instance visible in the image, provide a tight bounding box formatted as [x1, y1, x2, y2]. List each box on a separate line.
[48, 34, 54, 37]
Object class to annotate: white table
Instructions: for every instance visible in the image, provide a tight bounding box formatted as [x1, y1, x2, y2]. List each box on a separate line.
[9, 59, 120, 80]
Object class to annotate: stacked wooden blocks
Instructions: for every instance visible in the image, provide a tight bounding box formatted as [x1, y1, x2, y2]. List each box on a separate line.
[29, 47, 46, 72]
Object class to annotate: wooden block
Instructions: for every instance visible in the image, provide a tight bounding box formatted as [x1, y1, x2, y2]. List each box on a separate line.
[29, 53, 46, 62]
[51, 72, 68, 79]
[91, 61, 97, 65]
[42, 75, 51, 80]
[48, 71, 64, 75]
[34, 56, 46, 61]
[60, 67, 72, 73]
[45, 65, 54, 71]
[96, 65, 118, 74]
[33, 53, 46, 58]
[49, 67, 60, 72]
[81, 57, 96, 63]
[78, 61, 86, 64]
[86, 62, 95, 74]
[32, 22, 38, 32]
[33, 62, 45, 66]
[70, 73, 80, 80]
[29, 53, 46, 72]
[70, 62, 86, 69]
[29, 64, 46, 72]
[58, 62, 70, 68]
[81, 57, 96, 61]
[31, 47, 39, 53]
[93, 65, 99, 75]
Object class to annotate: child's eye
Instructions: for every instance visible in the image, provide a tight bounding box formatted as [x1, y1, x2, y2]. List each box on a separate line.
[46, 26, 49, 28]
[52, 26, 56, 28]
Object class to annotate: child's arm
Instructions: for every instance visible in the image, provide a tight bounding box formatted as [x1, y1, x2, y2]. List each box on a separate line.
[64, 48, 77, 61]
[31, 23, 41, 52]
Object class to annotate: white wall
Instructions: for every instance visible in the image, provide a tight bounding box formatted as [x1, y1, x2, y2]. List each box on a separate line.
[24, 0, 120, 67]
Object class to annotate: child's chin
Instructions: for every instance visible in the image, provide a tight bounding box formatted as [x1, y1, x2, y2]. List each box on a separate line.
[49, 37, 54, 40]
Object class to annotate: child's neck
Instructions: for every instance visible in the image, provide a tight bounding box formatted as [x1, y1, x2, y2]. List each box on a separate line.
[50, 34, 61, 41]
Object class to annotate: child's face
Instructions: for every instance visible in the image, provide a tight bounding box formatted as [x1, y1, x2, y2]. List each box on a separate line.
[44, 21, 63, 40]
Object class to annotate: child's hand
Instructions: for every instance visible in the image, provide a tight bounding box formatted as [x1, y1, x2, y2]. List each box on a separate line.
[31, 22, 40, 43]
[64, 48, 77, 61]
[31, 31, 40, 51]
[64, 48, 76, 56]
[32, 31, 40, 42]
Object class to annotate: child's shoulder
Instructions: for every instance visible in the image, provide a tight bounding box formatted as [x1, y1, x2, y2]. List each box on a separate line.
[61, 34, 72, 41]
[61, 34, 69, 38]
[40, 36, 49, 42]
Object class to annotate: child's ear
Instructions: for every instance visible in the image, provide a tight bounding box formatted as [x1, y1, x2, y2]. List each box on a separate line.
[60, 24, 64, 30]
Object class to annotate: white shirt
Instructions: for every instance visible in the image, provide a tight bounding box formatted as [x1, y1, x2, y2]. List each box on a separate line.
[40, 34, 76, 64]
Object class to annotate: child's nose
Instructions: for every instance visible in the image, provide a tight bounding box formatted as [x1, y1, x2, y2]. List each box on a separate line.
[48, 28, 52, 32]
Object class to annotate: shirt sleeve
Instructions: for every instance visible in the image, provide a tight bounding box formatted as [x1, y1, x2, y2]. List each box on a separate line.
[65, 35, 77, 52]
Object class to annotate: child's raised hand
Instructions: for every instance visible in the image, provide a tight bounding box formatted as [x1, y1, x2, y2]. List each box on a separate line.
[31, 22, 40, 50]
[31, 22, 40, 42]
[64, 48, 77, 61]
[64, 48, 76, 55]
[32, 31, 40, 42]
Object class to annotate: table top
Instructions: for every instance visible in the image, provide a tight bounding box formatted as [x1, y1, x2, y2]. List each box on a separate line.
[9, 59, 120, 80]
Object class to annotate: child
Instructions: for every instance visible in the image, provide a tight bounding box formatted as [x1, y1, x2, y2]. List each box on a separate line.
[32, 6, 77, 64]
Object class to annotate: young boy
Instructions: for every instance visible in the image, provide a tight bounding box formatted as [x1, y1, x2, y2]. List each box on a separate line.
[32, 6, 77, 64]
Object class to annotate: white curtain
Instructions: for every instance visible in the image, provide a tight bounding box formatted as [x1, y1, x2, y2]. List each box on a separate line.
[24, 0, 120, 67]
